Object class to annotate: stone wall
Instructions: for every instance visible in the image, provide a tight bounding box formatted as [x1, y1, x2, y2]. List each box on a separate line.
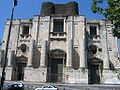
[64, 69, 88, 84]
[2, 9, 120, 84]
[24, 67, 47, 82]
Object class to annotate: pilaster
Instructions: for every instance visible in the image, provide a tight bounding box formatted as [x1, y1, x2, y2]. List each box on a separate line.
[40, 40, 47, 67]
[27, 39, 35, 67]
[101, 21, 109, 69]
[0, 50, 4, 67]
[7, 50, 15, 66]
[80, 22, 86, 68]
[66, 39, 73, 68]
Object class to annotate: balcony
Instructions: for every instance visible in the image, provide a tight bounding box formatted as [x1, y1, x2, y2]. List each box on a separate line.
[89, 35, 100, 43]
[19, 34, 31, 42]
[50, 32, 66, 40]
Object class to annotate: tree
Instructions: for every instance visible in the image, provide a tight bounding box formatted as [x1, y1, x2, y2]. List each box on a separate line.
[91, 0, 120, 38]
[0, 39, 2, 46]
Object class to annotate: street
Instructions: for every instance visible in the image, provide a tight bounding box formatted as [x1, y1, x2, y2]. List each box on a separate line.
[4, 81, 120, 90]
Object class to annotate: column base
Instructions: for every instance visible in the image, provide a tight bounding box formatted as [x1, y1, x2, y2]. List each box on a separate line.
[104, 68, 110, 70]
[79, 67, 87, 73]
[66, 66, 73, 70]
[5, 67, 12, 81]
[103, 69, 120, 84]
[26, 65, 32, 67]
[39, 65, 46, 68]
[64, 68, 88, 84]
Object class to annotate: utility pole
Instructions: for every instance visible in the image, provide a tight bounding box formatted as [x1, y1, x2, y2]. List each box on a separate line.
[0, 0, 17, 90]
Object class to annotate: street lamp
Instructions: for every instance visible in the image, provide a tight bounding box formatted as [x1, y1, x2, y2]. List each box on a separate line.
[0, 0, 17, 90]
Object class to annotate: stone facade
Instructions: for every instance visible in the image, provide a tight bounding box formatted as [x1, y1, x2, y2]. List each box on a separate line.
[0, 2, 120, 84]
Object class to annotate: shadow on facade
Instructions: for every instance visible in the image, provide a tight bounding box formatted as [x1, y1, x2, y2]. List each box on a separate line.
[32, 47, 41, 68]
[72, 48, 80, 70]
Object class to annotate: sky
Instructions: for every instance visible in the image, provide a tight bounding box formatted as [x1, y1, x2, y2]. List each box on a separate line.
[0, 0, 119, 49]
[0, 0, 105, 38]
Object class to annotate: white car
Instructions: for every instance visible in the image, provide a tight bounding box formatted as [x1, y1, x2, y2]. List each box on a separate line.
[35, 85, 59, 90]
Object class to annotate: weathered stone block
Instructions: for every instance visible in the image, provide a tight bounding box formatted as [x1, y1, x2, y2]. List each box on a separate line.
[24, 67, 47, 82]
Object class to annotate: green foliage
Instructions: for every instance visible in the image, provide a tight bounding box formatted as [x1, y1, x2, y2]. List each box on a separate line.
[91, 0, 120, 38]
[112, 69, 120, 80]
[100, 63, 103, 77]
[81, 67, 86, 73]
[0, 39, 2, 46]
[29, 18, 33, 21]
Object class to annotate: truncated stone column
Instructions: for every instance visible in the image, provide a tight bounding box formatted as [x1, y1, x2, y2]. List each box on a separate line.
[8, 50, 15, 66]
[101, 21, 109, 69]
[80, 26, 86, 68]
[27, 39, 35, 66]
[66, 39, 73, 68]
[103, 51, 109, 69]
[80, 39, 86, 68]
[40, 40, 47, 67]
[0, 50, 4, 66]
[6, 50, 14, 81]
[103, 40, 109, 69]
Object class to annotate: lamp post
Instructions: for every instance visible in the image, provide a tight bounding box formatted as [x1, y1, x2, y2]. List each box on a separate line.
[0, 0, 17, 90]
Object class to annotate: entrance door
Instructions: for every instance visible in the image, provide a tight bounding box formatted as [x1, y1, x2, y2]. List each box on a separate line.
[17, 63, 26, 80]
[50, 59, 63, 82]
[89, 65, 100, 84]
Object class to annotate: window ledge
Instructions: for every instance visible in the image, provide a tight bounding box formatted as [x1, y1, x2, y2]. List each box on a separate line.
[89, 35, 100, 39]
[20, 34, 31, 38]
[50, 32, 66, 40]
[89, 35, 100, 37]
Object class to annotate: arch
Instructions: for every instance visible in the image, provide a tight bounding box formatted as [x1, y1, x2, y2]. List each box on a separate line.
[49, 49, 66, 58]
[88, 57, 103, 65]
[17, 55, 28, 63]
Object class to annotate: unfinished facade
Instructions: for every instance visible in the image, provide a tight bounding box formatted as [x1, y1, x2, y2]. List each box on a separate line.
[0, 2, 120, 84]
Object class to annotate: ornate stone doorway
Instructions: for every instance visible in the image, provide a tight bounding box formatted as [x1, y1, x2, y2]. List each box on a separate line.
[88, 58, 103, 84]
[17, 63, 26, 80]
[47, 49, 66, 83]
[13, 56, 27, 81]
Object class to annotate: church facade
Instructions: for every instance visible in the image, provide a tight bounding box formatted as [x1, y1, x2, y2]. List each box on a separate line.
[0, 2, 120, 84]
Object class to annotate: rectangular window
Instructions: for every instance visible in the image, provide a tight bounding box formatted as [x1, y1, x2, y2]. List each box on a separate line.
[90, 26, 97, 35]
[22, 26, 29, 34]
[53, 19, 64, 32]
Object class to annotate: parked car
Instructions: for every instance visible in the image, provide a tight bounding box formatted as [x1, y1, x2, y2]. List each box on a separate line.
[3, 82, 24, 90]
[35, 85, 59, 90]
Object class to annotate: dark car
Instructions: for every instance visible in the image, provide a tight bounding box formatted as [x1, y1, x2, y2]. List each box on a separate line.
[3, 82, 24, 90]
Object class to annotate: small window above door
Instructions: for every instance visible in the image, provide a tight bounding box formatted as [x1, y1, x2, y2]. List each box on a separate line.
[22, 26, 29, 35]
[53, 19, 64, 32]
[90, 26, 97, 35]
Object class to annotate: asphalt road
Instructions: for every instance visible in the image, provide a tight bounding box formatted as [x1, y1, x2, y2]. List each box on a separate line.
[4, 81, 120, 90]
